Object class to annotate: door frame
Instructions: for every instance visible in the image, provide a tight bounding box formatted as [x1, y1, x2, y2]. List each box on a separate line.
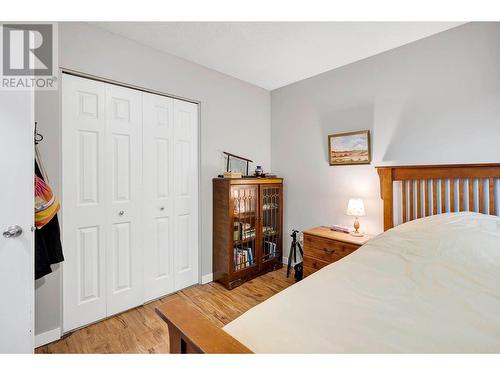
[59, 68, 203, 318]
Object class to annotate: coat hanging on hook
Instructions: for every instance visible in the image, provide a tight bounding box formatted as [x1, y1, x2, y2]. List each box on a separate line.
[33, 127, 64, 280]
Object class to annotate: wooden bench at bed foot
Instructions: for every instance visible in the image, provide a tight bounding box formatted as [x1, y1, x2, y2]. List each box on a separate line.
[155, 296, 253, 354]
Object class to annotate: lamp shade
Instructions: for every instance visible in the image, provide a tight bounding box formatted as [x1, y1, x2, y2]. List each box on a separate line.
[346, 198, 366, 217]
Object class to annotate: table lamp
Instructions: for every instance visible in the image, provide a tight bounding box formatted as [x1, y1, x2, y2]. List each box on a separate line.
[346, 198, 366, 237]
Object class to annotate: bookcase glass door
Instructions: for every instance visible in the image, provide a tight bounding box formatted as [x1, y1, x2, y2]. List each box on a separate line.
[231, 185, 258, 272]
[261, 185, 281, 262]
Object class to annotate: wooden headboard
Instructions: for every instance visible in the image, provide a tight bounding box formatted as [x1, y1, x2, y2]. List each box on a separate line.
[376, 164, 500, 231]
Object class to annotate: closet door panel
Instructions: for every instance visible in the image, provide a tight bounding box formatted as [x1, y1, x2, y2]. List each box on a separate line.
[173, 100, 199, 291]
[142, 92, 175, 301]
[105, 84, 144, 316]
[62, 74, 107, 332]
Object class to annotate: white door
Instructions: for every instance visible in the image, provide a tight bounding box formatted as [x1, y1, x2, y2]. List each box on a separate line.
[173, 100, 199, 290]
[142, 92, 175, 301]
[62, 75, 107, 331]
[104, 84, 144, 315]
[0, 90, 34, 353]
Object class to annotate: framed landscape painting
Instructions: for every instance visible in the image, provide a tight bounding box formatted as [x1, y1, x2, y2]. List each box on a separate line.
[328, 130, 371, 166]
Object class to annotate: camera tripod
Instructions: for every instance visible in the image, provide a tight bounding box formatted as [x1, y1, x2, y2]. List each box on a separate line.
[287, 229, 304, 281]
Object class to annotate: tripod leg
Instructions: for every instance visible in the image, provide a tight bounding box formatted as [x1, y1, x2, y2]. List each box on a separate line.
[297, 242, 304, 258]
[286, 243, 294, 277]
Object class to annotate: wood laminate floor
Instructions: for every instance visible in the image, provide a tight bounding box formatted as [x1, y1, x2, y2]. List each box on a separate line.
[36, 268, 293, 354]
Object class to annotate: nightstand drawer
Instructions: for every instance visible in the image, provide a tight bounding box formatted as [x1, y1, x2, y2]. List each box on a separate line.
[303, 256, 330, 274]
[304, 234, 359, 263]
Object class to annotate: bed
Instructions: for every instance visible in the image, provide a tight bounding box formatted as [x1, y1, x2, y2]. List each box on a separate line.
[156, 163, 500, 353]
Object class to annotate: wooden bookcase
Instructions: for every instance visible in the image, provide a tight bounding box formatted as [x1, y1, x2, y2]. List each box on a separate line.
[213, 177, 283, 289]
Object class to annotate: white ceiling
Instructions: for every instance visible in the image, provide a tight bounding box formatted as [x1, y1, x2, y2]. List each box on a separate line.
[94, 22, 464, 90]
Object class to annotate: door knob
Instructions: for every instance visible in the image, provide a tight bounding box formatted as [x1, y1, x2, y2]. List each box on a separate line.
[3, 225, 23, 238]
[118, 210, 125, 216]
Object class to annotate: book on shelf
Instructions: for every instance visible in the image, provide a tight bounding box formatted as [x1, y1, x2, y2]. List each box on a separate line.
[234, 222, 256, 241]
[262, 226, 278, 236]
[242, 229, 255, 240]
[233, 222, 240, 241]
[262, 203, 278, 210]
[234, 247, 254, 270]
[263, 241, 277, 258]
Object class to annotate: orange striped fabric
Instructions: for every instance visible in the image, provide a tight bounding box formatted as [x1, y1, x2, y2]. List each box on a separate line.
[35, 175, 60, 229]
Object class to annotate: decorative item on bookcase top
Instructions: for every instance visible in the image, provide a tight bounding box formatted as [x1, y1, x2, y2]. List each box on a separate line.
[252, 166, 276, 178]
[223, 171, 242, 178]
[286, 229, 304, 282]
[218, 151, 253, 177]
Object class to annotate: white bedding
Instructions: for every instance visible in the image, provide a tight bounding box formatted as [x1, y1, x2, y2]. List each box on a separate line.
[223, 212, 500, 353]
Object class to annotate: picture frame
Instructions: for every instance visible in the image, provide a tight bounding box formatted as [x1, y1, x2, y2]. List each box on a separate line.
[328, 130, 371, 166]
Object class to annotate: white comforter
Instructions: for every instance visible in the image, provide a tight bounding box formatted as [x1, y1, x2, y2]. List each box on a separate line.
[223, 212, 500, 353]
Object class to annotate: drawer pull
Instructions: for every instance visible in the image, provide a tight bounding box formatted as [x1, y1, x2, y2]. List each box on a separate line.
[323, 248, 335, 255]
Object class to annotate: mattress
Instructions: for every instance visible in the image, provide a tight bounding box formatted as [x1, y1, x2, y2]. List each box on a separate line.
[223, 212, 500, 353]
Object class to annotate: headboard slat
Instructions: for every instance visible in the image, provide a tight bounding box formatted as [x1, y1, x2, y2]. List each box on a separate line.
[432, 179, 438, 215]
[417, 180, 422, 219]
[441, 179, 446, 213]
[450, 179, 455, 212]
[409, 180, 414, 221]
[468, 179, 474, 212]
[459, 179, 464, 211]
[377, 164, 500, 231]
[402, 180, 407, 223]
[489, 177, 495, 215]
[424, 180, 430, 216]
[479, 178, 484, 214]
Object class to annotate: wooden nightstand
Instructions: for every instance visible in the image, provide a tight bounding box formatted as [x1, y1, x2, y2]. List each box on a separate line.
[302, 227, 374, 277]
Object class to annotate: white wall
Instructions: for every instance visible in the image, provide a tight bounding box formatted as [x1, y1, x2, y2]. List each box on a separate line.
[271, 22, 500, 248]
[35, 22, 271, 337]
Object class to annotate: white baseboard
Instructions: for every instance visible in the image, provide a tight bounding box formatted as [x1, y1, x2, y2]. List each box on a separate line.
[201, 273, 213, 284]
[35, 327, 61, 348]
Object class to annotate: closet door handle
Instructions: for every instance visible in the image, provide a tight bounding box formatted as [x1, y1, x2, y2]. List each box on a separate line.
[3, 225, 23, 238]
[118, 210, 125, 216]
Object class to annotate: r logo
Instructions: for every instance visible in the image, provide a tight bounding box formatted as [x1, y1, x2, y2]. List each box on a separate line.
[2, 24, 53, 76]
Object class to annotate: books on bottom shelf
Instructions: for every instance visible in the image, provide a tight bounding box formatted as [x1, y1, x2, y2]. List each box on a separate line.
[264, 241, 277, 258]
[234, 247, 254, 271]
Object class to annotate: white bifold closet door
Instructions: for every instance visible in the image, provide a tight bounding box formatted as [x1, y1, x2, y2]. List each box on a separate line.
[142, 93, 199, 300]
[142, 93, 174, 301]
[62, 74, 198, 332]
[171, 99, 199, 291]
[104, 84, 144, 316]
[62, 75, 108, 331]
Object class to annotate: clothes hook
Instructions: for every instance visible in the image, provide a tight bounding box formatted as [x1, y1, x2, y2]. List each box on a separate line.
[34, 121, 44, 145]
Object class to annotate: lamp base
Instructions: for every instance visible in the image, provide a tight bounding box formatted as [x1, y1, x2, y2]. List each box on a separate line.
[350, 216, 363, 237]
[350, 231, 364, 237]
